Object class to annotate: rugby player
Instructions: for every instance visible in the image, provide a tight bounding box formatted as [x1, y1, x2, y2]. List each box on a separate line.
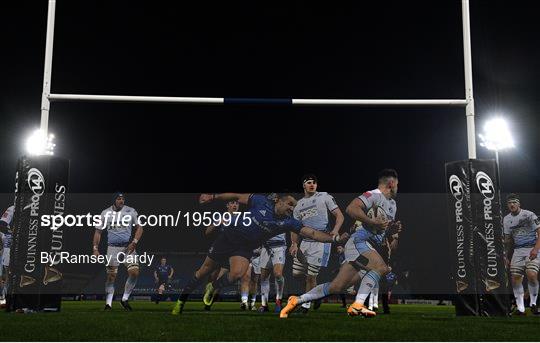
[92, 193, 143, 311]
[202, 200, 239, 310]
[0, 205, 14, 307]
[290, 174, 344, 313]
[503, 193, 540, 315]
[154, 257, 174, 304]
[280, 169, 400, 318]
[240, 246, 261, 310]
[259, 230, 288, 312]
[171, 193, 348, 315]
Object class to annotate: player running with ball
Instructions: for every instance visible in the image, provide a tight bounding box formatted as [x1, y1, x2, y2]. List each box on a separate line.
[280, 169, 401, 318]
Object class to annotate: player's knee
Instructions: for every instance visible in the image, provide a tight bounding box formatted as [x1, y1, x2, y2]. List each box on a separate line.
[526, 269, 538, 281]
[273, 270, 283, 279]
[128, 267, 139, 277]
[106, 266, 118, 279]
[307, 264, 321, 277]
[292, 261, 306, 278]
[511, 273, 523, 284]
[306, 274, 317, 284]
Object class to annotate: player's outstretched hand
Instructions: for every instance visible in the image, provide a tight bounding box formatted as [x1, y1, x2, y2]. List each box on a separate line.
[199, 194, 214, 204]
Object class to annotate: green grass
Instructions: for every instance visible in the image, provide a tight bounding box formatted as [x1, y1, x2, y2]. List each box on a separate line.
[0, 301, 539, 341]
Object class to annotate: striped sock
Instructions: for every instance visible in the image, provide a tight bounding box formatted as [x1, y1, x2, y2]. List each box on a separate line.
[355, 270, 381, 304]
[298, 283, 330, 304]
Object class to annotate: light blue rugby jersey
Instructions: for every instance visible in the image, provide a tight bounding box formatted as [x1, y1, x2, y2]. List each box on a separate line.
[294, 192, 338, 241]
[96, 205, 139, 246]
[503, 209, 540, 248]
[352, 189, 397, 246]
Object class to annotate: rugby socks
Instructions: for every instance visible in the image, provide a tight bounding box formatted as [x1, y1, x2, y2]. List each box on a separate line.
[528, 280, 539, 306]
[250, 294, 257, 304]
[261, 278, 270, 306]
[512, 282, 525, 313]
[241, 291, 249, 304]
[105, 280, 115, 306]
[179, 274, 204, 302]
[122, 275, 137, 301]
[2, 280, 7, 299]
[275, 275, 285, 301]
[355, 270, 381, 304]
[370, 286, 379, 308]
[298, 282, 330, 304]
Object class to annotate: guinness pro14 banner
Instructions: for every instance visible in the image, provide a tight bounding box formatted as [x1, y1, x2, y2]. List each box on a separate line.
[7, 155, 69, 312]
[446, 160, 478, 316]
[446, 159, 510, 317]
[469, 159, 510, 316]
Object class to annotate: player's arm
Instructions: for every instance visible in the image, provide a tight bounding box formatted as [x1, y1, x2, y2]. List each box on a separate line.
[330, 207, 344, 236]
[0, 221, 8, 235]
[169, 267, 174, 279]
[529, 225, 540, 260]
[388, 235, 399, 251]
[205, 224, 220, 238]
[92, 229, 102, 256]
[154, 270, 159, 282]
[289, 231, 300, 256]
[128, 224, 143, 254]
[299, 227, 348, 244]
[346, 198, 388, 230]
[199, 193, 251, 205]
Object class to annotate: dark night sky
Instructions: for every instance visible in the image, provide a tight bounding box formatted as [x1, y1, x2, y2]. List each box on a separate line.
[1, 1, 539, 195]
[2, 1, 540, 291]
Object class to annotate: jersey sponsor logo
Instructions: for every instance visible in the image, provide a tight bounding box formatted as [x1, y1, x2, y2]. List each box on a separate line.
[363, 191, 372, 198]
[300, 206, 318, 219]
[259, 210, 267, 216]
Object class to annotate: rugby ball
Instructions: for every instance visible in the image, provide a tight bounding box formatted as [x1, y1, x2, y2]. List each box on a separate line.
[366, 205, 387, 232]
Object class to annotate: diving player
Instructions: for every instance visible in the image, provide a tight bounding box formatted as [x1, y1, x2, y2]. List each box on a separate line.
[171, 193, 348, 315]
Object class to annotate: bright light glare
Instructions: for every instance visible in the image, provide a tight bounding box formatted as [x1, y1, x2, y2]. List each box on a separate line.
[478, 118, 514, 151]
[26, 129, 56, 156]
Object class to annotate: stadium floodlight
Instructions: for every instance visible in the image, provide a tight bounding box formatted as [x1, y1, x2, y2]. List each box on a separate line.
[478, 117, 514, 153]
[478, 117, 514, 182]
[26, 129, 56, 156]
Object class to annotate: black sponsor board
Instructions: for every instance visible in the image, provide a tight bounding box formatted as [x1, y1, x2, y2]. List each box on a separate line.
[469, 159, 510, 316]
[445, 160, 479, 315]
[7, 155, 69, 312]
